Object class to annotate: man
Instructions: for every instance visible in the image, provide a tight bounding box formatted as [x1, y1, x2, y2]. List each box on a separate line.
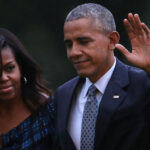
[54, 3, 150, 150]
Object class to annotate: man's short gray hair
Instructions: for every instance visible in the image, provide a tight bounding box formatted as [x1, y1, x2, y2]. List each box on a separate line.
[65, 3, 116, 34]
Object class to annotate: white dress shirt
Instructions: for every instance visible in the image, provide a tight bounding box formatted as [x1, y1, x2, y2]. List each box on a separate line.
[68, 58, 116, 150]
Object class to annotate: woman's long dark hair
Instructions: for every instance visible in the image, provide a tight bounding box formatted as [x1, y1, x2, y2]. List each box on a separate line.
[0, 28, 52, 113]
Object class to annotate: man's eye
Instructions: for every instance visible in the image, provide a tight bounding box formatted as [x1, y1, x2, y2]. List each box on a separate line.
[65, 42, 72, 49]
[6, 66, 15, 72]
[80, 40, 90, 45]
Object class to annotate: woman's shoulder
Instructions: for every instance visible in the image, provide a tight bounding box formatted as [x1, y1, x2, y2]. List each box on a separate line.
[31, 100, 55, 136]
[39, 100, 55, 122]
[21, 101, 55, 148]
[38, 92, 55, 118]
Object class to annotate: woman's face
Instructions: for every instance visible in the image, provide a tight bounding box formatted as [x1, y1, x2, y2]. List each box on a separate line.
[0, 46, 22, 101]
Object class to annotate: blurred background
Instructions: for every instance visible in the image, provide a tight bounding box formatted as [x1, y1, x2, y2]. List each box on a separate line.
[0, 0, 149, 92]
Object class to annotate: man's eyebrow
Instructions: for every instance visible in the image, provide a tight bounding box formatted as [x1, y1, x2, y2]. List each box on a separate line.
[64, 37, 92, 43]
[64, 39, 70, 42]
[77, 37, 89, 40]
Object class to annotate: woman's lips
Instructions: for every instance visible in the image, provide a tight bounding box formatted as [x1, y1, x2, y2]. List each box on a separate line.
[0, 86, 13, 94]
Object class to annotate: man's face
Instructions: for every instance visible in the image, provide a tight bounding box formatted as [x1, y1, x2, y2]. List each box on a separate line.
[64, 17, 114, 82]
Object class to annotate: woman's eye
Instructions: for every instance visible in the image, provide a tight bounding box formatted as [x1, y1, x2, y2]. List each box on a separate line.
[6, 65, 15, 72]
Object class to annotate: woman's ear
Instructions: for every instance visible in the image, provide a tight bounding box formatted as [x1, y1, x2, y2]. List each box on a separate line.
[108, 31, 120, 50]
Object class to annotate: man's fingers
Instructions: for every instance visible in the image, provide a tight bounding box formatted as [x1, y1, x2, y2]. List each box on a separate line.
[141, 23, 150, 38]
[125, 13, 145, 38]
[128, 13, 137, 29]
[123, 19, 135, 39]
[115, 44, 130, 57]
[134, 14, 144, 35]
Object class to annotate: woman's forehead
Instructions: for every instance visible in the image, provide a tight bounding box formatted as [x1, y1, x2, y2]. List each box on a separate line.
[1, 47, 16, 64]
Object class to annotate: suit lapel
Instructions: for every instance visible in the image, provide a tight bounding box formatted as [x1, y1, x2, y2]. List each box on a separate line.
[94, 59, 129, 149]
[62, 77, 85, 129]
[57, 77, 85, 150]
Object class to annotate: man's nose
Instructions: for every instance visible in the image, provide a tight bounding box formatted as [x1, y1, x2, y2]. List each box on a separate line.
[69, 44, 82, 57]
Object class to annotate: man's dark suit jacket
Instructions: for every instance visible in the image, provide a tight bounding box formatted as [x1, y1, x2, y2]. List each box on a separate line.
[54, 59, 150, 150]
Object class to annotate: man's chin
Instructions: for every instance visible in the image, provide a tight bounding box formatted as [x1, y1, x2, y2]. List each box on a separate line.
[77, 71, 88, 78]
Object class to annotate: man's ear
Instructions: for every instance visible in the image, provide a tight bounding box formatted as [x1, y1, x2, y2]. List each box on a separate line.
[108, 31, 120, 50]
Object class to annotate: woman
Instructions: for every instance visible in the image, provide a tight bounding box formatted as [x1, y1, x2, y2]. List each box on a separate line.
[0, 28, 54, 149]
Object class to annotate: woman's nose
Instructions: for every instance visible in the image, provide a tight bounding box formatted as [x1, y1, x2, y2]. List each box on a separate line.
[0, 72, 9, 82]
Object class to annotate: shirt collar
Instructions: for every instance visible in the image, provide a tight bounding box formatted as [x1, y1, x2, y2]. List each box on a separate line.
[83, 57, 116, 97]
